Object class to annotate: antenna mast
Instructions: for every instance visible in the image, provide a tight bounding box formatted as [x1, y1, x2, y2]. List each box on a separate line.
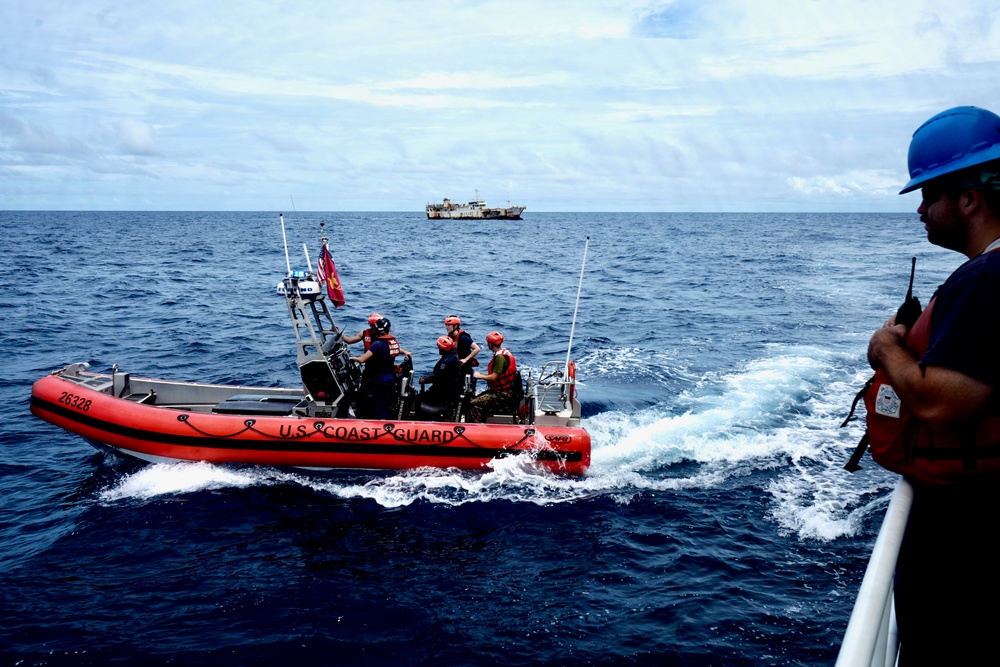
[565, 237, 589, 376]
[279, 213, 292, 276]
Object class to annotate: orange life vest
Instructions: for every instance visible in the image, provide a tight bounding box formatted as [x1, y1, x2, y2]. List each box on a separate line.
[487, 348, 517, 391]
[378, 334, 400, 357]
[864, 297, 1000, 485]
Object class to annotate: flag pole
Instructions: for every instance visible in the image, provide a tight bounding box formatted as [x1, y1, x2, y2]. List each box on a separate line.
[317, 220, 327, 278]
[316, 220, 346, 308]
[564, 236, 589, 378]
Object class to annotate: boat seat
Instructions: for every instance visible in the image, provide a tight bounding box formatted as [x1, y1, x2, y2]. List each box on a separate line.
[124, 391, 156, 405]
[482, 372, 526, 424]
[213, 395, 304, 416]
[415, 376, 465, 422]
[485, 400, 529, 425]
[417, 401, 455, 421]
[414, 386, 467, 422]
[485, 415, 516, 424]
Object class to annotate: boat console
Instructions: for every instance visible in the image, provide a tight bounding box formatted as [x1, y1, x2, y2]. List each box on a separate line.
[279, 272, 359, 417]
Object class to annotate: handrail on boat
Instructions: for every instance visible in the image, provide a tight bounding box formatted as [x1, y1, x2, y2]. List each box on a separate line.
[836, 478, 913, 667]
[533, 360, 573, 413]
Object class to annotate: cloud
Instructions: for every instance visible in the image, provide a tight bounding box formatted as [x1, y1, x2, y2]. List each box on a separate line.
[786, 170, 900, 197]
[257, 133, 308, 153]
[114, 119, 159, 156]
[633, 0, 705, 39]
[1, 0, 999, 210]
[28, 66, 58, 88]
[0, 113, 86, 155]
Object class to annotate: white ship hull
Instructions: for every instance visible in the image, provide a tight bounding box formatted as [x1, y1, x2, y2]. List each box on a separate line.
[426, 194, 525, 220]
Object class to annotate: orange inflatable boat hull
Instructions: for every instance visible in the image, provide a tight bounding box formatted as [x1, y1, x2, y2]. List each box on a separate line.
[30, 373, 590, 475]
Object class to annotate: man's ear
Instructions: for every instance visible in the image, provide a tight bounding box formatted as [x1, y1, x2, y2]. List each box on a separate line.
[958, 187, 985, 215]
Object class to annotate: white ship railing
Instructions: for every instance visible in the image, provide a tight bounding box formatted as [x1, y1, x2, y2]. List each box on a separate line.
[836, 478, 913, 667]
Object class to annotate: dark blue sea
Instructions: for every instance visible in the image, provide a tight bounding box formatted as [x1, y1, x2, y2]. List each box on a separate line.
[0, 210, 961, 666]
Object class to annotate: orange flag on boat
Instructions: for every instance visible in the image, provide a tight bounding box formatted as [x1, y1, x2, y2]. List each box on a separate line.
[317, 243, 346, 308]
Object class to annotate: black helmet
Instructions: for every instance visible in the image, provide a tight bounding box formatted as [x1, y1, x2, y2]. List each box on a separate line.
[374, 317, 391, 336]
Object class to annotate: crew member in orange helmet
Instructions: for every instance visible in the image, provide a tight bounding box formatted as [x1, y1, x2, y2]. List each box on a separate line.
[468, 331, 519, 423]
[343, 312, 384, 352]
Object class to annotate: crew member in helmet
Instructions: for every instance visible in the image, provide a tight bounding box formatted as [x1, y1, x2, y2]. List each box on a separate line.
[349, 317, 411, 419]
[343, 312, 383, 352]
[864, 106, 1000, 664]
[444, 315, 481, 387]
[416, 335, 463, 419]
[468, 331, 519, 423]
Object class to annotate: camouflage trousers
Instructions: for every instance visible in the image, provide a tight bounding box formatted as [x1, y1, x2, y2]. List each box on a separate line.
[467, 388, 518, 423]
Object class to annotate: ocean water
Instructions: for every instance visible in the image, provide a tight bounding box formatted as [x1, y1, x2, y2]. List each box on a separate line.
[0, 210, 961, 666]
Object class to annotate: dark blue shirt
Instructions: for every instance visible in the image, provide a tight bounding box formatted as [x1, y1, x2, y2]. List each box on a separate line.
[921, 249, 1000, 386]
[456, 331, 477, 371]
[363, 339, 396, 385]
[424, 351, 462, 403]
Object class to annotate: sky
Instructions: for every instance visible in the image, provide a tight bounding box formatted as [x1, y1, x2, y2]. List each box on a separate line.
[2, 0, 999, 212]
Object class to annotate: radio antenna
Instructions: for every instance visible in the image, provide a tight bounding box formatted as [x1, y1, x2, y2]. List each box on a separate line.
[279, 213, 292, 276]
[565, 237, 589, 376]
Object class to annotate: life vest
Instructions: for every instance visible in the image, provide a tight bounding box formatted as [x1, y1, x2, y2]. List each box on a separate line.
[487, 348, 517, 391]
[378, 334, 401, 357]
[864, 297, 1000, 485]
[361, 335, 399, 385]
[362, 329, 374, 352]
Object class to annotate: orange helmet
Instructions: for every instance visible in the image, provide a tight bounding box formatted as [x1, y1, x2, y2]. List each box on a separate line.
[436, 335, 455, 351]
[443, 316, 461, 326]
[368, 313, 383, 326]
[486, 331, 504, 346]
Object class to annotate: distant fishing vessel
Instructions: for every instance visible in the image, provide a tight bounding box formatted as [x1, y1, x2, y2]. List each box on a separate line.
[426, 191, 525, 220]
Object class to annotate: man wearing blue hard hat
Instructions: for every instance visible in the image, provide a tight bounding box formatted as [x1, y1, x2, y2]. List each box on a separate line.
[865, 106, 1000, 664]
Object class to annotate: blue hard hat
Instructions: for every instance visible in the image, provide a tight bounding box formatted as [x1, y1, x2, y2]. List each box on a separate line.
[900, 106, 1000, 194]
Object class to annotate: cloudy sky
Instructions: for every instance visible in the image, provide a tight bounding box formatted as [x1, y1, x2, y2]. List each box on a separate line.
[2, 0, 999, 212]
